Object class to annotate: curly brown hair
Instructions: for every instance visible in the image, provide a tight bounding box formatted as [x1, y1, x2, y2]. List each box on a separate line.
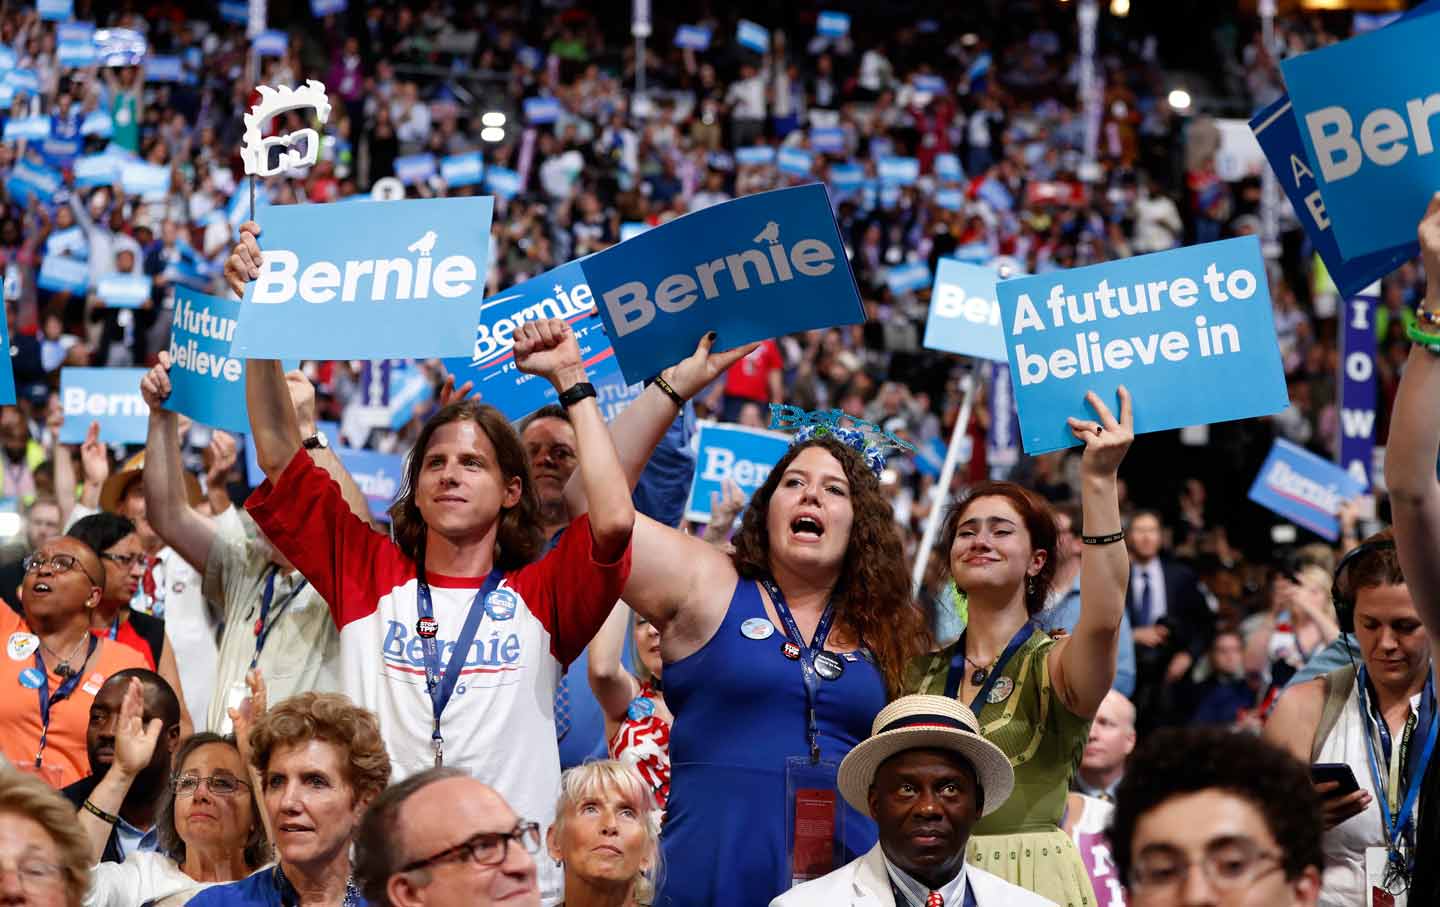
[249, 692, 392, 802]
[730, 437, 931, 695]
[387, 400, 545, 571]
[940, 481, 1059, 616]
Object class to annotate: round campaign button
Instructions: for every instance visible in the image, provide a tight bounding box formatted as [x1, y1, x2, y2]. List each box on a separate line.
[813, 651, 846, 681]
[626, 696, 656, 722]
[416, 617, 439, 639]
[740, 618, 775, 641]
[986, 676, 1016, 705]
[7, 632, 38, 661]
[781, 641, 802, 661]
[18, 667, 45, 689]
[484, 588, 519, 621]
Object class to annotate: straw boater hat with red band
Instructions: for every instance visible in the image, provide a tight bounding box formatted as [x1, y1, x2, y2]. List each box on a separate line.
[100, 452, 203, 514]
[837, 695, 1015, 817]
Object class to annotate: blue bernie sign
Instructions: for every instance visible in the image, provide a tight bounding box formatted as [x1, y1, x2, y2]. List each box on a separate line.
[674, 25, 711, 51]
[95, 273, 151, 308]
[684, 422, 791, 523]
[995, 236, 1287, 454]
[1281, 10, 1440, 258]
[923, 258, 1020, 363]
[581, 183, 864, 385]
[59, 368, 148, 443]
[234, 196, 495, 360]
[1247, 437, 1365, 541]
[440, 259, 622, 422]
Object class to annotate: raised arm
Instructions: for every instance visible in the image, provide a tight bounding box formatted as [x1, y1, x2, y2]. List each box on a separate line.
[203, 431, 238, 516]
[48, 405, 79, 526]
[512, 319, 633, 559]
[1384, 193, 1440, 665]
[78, 421, 107, 512]
[141, 353, 219, 572]
[283, 370, 373, 525]
[75, 678, 165, 862]
[588, 601, 641, 724]
[1052, 387, 1134, 719]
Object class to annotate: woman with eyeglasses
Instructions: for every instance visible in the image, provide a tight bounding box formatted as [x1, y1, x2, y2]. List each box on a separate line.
[0, 537, 147, 788]
[547, 761, 660, 907]
[188, 692, 390, 907]
[67, 513, 193, 739]
[78, 678, 265, 907]
[0, 767, 94, 907]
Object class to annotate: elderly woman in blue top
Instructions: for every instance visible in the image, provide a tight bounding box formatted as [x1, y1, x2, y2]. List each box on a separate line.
[188, 692, 392, 907]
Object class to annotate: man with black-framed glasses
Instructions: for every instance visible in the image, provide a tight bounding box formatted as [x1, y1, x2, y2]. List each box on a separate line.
[0, 537, 147, 788]
[353, 767, 543, 907]
[1108, 726, 1323, 907]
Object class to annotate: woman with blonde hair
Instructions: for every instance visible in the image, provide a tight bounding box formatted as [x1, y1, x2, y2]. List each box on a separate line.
[548, 761, 660, 907]
[0, 768, 94, 907]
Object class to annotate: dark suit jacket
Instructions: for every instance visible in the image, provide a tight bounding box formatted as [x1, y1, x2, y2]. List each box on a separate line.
[60, 774, 126, 864]
[1126, 558, 1214, 659]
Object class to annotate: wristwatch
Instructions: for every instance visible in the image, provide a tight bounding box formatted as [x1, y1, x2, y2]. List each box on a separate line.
[301, 432, 329, 450]
[557, 382, 597, 409]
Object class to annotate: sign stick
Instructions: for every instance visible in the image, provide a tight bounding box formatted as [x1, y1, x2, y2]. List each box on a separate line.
[911, 369, 976, 599]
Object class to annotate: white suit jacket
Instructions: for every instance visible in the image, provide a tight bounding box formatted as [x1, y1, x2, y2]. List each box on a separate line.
[769, 844, 1058, 907]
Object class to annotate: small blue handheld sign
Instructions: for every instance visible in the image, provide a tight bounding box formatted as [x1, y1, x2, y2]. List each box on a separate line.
[995, 236, 1287, 454]
[922, 258, 1021, 363]
[582, 183, 864, 385]
[684, 422, 792, 523]
[59, 368, 149, 443]
[1247, 437, 1365, 541]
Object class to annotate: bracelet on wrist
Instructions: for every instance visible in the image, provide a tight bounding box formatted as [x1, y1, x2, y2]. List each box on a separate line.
[1417, 306, 1440, 330]
[83, 799, 120, 825]
[1081, 530, 1126, 546]
[650, 374, 685, 409]
[1406, 321, 1440, 353]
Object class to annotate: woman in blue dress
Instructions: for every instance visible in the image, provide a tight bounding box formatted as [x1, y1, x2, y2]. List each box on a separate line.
[574, 342, 929, 907]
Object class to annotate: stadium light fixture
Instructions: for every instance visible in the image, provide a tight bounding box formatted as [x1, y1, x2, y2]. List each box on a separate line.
[1168, 88, 1192, 111]
[1110, 0, 1129, 15]
[481, 126, 505, 143]
[481, 111, 506, 128]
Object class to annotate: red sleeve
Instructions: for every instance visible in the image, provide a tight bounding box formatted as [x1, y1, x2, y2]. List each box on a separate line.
[764, 339, 784, 371]
[245, 450, 410, 630]
[509, 513, 633, 667]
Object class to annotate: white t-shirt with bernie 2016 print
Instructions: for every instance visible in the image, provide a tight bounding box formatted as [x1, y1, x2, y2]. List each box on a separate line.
[246, 450, 633, 907]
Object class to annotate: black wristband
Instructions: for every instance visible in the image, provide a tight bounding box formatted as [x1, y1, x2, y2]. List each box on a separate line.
[83, 799, 120, 825]
[557, 382, 597, 409]
[1081, 530, 1126, 546]
[650, 374, 685, 409]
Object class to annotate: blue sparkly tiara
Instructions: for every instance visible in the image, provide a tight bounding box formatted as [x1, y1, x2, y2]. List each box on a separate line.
[768, 404, 916, 478]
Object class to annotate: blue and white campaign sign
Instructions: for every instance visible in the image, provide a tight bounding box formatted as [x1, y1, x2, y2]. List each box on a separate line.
[995, 236, 1287, 454]
[484, 167, 520, 199]
[440, 152, 483, 187]
[817, 10, 850, 38]
[253, 30, 287, 56]
[674, 25, 711, 51]
[777, 146, 813, 177]
[3, 116, 50, 142]
[620, 222, 650, 242]
[73, 153, 120, 187]
[524, 96, 562, 125]
[143, 55, 183, 83]
[684, 422, 790, 523]
[7, 160, 60, 207]
[809, 127, 845, 155]
[878, 156, 920, 186]
[4, 69, 39, 96]
[38, 0, 72, 22]
[57, 23, 95, 66]
[581, 182, 864, 384]
[166, 290, 256, 433]
[59, 368, 148, 443]
[935, 188, 964, 212]
[923, 259, 1015, 362]
[0, 314, 14, 405]
[311, 0, 346, 16]
[736, 146, 776, 167]
[1339, 286, 1379, 488]
[441, 259, 623, 422]
[934, 152, 964, 182]
[81, 111, 112, 138]
[234, 196, 495, 360]
[736, 19, 769, 53]
[96, 273, 151, 309]
[219, 0, 247, 24]
[393, 153, 436, 186]
[911, 74, 947, 96]
[1280, 12, 1440, 258]
[94, 27, 145, 67]
[828, 162, 863, 191]
[37, 256, 89, 295]
[885, 261, 932, 295]
[987, 361, 1020, 476]
[121, 162, 170, 199]
[337, 448, 405, 519]
[1248, 437, 1364, 541]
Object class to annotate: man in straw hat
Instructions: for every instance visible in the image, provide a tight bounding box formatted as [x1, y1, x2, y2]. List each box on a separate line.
[772, 694, 1055, 907]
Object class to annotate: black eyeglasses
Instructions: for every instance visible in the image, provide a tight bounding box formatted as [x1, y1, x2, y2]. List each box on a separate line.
[23, 553, 100, 587]
[1129, 838, 1284, 893]
[101, 552, 146, 568]
[398, 822, 542, 873]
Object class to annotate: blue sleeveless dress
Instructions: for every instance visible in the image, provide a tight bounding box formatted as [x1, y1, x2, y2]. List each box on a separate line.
[657, 579, 886, 907]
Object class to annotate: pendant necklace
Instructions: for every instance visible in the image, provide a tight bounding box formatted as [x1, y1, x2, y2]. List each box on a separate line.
[41, 633, 88, 678]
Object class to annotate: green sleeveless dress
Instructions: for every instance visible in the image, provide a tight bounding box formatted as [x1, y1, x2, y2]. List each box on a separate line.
[905, 628, 1096, 907]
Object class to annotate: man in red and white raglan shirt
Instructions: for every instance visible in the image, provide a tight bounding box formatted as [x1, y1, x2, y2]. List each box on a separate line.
[226, 223, 636, 907]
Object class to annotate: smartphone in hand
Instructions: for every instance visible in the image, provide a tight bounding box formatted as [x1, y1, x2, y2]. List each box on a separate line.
[1310, 762, 1361, 797]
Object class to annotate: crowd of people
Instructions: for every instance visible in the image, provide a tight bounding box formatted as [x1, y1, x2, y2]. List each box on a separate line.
[0, 2, 1436, 907]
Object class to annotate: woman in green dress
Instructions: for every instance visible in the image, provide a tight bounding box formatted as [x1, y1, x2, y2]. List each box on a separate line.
[906, 388, 1133, 907]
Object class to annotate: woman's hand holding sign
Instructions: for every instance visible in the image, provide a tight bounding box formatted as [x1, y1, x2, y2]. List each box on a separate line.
[1067, 385, 1135, 478]
[225, 220, 263, 299]
[140, 352, 173, 410]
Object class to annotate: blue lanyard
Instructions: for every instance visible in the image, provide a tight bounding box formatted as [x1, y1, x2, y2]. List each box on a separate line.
[943, 621, 1033, 712]
[33, 634, 99, 770]
[251, 566, 309, 670]
[1355, 667, 1437, 866]
[761, 578, 837, 764]
[106, 615, 119, 640]
[416, 568, 503, 766]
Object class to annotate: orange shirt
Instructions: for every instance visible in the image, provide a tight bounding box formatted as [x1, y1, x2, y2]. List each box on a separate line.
[0, 608, 148, 788]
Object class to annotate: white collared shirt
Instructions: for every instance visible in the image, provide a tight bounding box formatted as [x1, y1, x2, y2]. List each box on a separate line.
[882, 850, 968, 907]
